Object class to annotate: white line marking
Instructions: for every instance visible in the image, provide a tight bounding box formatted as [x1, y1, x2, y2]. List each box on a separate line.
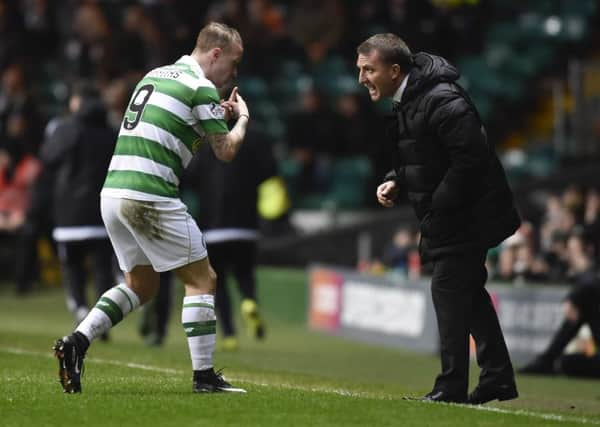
[2, 346, 599, 425]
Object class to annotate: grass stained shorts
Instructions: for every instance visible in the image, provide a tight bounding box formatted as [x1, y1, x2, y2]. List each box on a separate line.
[101, 196, 207, 272]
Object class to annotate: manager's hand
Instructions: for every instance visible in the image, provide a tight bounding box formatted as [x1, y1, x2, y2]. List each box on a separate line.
[376, 181, 398, 208]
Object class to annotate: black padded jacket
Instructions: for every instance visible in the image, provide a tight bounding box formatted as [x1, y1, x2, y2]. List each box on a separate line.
[385, 52, 521, 261]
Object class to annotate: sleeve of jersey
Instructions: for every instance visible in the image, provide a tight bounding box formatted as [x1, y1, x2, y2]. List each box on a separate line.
[191, 86, 229, 135]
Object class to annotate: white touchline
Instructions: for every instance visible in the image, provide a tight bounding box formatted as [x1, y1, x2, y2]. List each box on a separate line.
[2, 346, 599, 425]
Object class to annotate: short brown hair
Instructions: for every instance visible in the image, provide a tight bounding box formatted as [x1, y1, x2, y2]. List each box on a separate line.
[195, 22, 242, 53]
[357, 33, 413, 70]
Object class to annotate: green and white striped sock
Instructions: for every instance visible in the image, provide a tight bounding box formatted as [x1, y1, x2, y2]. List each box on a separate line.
[76, 283, 141, 342]
[182, 295, 216, 371]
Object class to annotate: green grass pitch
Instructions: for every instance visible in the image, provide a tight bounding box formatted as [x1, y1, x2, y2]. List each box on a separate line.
[1, 267, 599, 426]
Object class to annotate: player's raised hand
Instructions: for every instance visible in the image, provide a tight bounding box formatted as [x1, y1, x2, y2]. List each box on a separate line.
[235, 92, 249, 119]
[220, 87, 249, 121]
[228, 86, 238, 102]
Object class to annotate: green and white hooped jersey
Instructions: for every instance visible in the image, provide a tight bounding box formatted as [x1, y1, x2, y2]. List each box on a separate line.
[101, 55, 228, 201]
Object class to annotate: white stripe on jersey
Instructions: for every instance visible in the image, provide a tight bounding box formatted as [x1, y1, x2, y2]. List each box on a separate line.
[179, 71, 214, 91]
[108, 155, 180, 186]
[148, 92, 195, 125]
[119, 121, 193, 167]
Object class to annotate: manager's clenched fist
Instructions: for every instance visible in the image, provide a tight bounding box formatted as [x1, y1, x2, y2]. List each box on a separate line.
[376, 181, 398, 208]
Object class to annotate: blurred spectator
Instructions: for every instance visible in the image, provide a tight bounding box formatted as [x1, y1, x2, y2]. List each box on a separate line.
[206, 0, 294, 76]
[0, 148, 40, 232]
[519, 230, 600, 378]
[495, 222, 547, 282]
[206, 0, 246, 31]
[289, 0, 345, 66]
[583, 188, 600, 264]
[286, 86, 337, 198]
[0, 62, 43, 155]
[539, 194, 564, 253]
[119, 4, 168, 72]
[12, 116, 62, 294]
[63, 2, 119, 83]
[564, 226, 596, 283]
[496, 236, 517, 282]
[0, 0, 25, 69]
[246, 0, 288, 48]
[40, 82, 116, 329]
[333, 92, 390, 205]
[541, 230, 569, 283]
[0, 63, 42, 233]
[380, 227, 416, 276]
[512, 243, 549, 283]
[333, 92, 372, 156]
[102, 77, 136, 131]
[496, 184, 600, 286]
[211, 0, 294, 76]
[247, 0, 298, 76]
[562, 184, 585, 224]
[19, 0, 58, 61]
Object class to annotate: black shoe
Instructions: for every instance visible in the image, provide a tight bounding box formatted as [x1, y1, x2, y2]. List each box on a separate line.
[467, 383, 518, 405]
[193, 368, 246, 393]
[404, 390, 466, 403]
[518, 358, 555, 376]
[53, 335, 86, 393]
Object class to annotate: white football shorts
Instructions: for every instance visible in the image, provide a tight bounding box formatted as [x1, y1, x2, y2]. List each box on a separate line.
[100, 196, 207, 272]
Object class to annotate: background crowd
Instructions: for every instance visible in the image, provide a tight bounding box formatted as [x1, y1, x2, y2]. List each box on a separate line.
[1, 0, 600, 293]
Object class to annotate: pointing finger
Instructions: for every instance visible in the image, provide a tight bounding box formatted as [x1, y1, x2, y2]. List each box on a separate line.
[229, 86, 238, 102]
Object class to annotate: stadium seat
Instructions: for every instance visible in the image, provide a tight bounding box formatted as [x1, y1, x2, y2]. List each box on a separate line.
[311, 56, 351, 97]
[329, 156, 372, 209]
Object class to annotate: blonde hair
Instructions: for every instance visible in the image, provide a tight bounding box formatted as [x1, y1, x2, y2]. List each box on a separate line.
[195, 22, 242, 53]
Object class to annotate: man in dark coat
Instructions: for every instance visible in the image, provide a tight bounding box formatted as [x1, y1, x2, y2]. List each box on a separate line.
[356, 33, 521, 404]
[41, 83, 116, 327]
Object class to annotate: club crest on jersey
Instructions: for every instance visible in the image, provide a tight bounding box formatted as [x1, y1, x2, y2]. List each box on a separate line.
[209, 102, 226, 119]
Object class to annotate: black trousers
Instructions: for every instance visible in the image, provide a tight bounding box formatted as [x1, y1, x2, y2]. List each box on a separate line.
[430, 250, 514, 398]
[208, 240, 257, 337]
[57, 239, 114, 321]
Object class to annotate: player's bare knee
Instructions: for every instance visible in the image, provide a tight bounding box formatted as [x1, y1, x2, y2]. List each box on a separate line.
[176, 258, 215, 295]
[125, 267, 159, 304]
[126, 281, 158, 304]
[184, 280, 214, 295]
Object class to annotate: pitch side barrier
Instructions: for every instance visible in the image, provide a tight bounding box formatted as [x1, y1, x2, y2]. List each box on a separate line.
[307, 265, 572, 365]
